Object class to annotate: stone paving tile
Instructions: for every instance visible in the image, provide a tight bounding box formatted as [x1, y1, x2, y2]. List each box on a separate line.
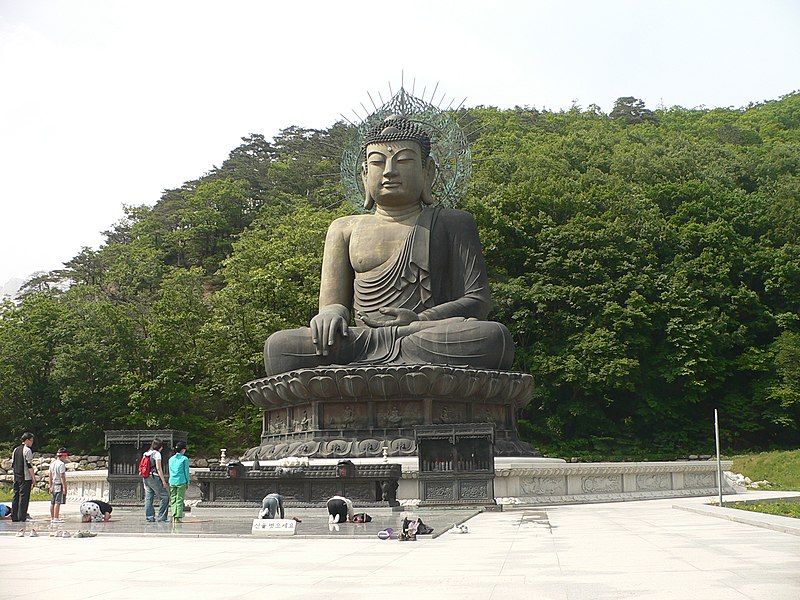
[2, 495, 799, 599]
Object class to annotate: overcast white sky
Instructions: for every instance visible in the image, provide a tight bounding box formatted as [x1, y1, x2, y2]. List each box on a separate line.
[1, 0, 799, 286]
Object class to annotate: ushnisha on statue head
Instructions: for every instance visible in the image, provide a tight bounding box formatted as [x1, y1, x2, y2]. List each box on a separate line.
[361, 116, 437, 210]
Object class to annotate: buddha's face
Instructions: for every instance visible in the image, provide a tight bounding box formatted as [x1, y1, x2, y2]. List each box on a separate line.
[363, 141, 433, 208]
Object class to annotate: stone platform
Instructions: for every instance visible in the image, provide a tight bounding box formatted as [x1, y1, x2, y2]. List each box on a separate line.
[61, 458, 738, 507]
[241, 364, 537, 459]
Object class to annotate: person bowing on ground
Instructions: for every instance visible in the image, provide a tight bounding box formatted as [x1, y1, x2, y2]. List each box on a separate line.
[326, 495, 354, 524]
[80, 499, 113, 522]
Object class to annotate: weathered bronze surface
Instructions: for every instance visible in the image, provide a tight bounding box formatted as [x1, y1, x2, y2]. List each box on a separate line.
[245, 112, 535, 459]
[264, 117, 514, 373]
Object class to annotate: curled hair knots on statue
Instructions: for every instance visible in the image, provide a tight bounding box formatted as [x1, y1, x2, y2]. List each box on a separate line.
[361, 116, 431, 160]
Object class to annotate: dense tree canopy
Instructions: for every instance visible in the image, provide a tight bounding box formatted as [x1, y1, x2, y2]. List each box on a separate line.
[2, 94, 799, 457]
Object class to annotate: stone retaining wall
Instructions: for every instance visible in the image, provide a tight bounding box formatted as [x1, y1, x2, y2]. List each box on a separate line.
[0, 454, 108, 490]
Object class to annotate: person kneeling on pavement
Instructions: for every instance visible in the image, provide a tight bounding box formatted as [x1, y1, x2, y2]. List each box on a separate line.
[259, 492, 285, 520]
[326, 495, 354, 524]
[80, 499, 113, 523]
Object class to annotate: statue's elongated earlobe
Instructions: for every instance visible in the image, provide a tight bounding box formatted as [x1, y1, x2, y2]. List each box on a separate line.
[421, 156, 436, 205]
[361, 162, 374, 210]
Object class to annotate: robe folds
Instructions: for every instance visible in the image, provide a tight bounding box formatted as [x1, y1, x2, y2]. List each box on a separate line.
[264, 206, 514, 375]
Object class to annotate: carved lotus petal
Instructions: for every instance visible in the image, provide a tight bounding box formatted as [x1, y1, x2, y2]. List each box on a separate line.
[307, 376, 338, 398]
[515, 377, 534, 404]
[243, 388, 261, 406]
[295, 370, 318, 388]
[360, 367, 379, 380]
[417, 365, 437, 376]
[484, 377, 507, 400]
[392, 365, 410, 379]
[288, 377, 311, 399]
[459, 371, 489, 397]
[431, 372, 458, 396]
[339, 374, 368, 398]
[369, 374, 400, 398]
[509, 377, 532, 408]
[273, 380, 297, 403]
[401, 372, 430, 396]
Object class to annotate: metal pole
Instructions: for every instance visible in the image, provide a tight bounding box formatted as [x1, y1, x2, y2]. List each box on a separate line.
[714, 409, 723, 507]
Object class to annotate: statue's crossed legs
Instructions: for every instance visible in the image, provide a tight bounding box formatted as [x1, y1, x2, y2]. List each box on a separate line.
[264, 319, 514, 375]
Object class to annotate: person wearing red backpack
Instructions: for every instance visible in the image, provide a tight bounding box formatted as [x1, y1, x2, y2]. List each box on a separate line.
[141, 438, 169, 522]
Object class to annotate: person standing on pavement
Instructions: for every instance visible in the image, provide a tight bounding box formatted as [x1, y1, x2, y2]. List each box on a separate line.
[168, 441, 190, 523]
[142, 438, 169, 522]
[48, 447, 69, 523]
[11, 432, 36, 523]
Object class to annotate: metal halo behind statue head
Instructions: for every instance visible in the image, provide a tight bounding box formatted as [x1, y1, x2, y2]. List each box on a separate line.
[341, 87, 471, 209]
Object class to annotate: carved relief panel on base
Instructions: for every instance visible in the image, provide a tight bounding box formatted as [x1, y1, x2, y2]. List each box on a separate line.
[433, 401, 467, 424]
[520, 476, 567, 496]
[376, 401, 423, 428]
[323, 403, 368, 429]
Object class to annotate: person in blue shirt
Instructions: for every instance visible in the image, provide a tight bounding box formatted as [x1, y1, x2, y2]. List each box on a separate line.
[168, 441, 190, 523]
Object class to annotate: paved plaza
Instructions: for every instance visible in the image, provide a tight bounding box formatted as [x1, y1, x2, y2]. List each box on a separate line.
[1, 493, 798, 599]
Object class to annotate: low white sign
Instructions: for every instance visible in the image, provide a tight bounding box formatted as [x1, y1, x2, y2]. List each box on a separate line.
[251, 519, 297, 536]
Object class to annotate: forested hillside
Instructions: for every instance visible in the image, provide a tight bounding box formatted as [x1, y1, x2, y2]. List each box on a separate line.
[2, 94, 798, 457]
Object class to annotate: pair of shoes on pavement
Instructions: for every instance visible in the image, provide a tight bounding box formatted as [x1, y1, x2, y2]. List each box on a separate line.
[16, 529, 38, 537]
[76, 530, 97, 538]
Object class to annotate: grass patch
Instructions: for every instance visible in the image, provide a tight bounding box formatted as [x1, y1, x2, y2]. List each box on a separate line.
[0, 486, 52, 502]
[730, 501, 800, 519]
[730, 449, 800, 491]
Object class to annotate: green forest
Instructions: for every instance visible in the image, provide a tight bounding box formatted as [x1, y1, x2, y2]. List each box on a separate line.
[2, 94, 799, 459]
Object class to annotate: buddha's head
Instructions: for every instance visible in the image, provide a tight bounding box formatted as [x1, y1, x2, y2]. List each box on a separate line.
[361, 116, 436, 210]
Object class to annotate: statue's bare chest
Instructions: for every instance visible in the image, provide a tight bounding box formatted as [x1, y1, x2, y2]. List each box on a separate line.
[349, 218, 414, 273]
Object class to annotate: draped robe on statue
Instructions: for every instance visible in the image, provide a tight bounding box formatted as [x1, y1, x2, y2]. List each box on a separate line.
[263, 206, 514, 375]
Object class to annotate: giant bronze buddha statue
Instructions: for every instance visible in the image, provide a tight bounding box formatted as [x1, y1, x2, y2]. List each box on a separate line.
[264, 117, 514, 375]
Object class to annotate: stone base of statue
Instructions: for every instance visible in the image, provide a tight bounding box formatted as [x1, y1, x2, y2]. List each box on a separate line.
[240, 364, 538, 460]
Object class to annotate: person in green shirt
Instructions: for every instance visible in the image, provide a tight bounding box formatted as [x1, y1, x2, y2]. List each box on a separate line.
[168, 441, 190, 522]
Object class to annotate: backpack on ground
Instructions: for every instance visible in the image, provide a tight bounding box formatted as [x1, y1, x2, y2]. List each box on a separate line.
[138, 453, 152, 478]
